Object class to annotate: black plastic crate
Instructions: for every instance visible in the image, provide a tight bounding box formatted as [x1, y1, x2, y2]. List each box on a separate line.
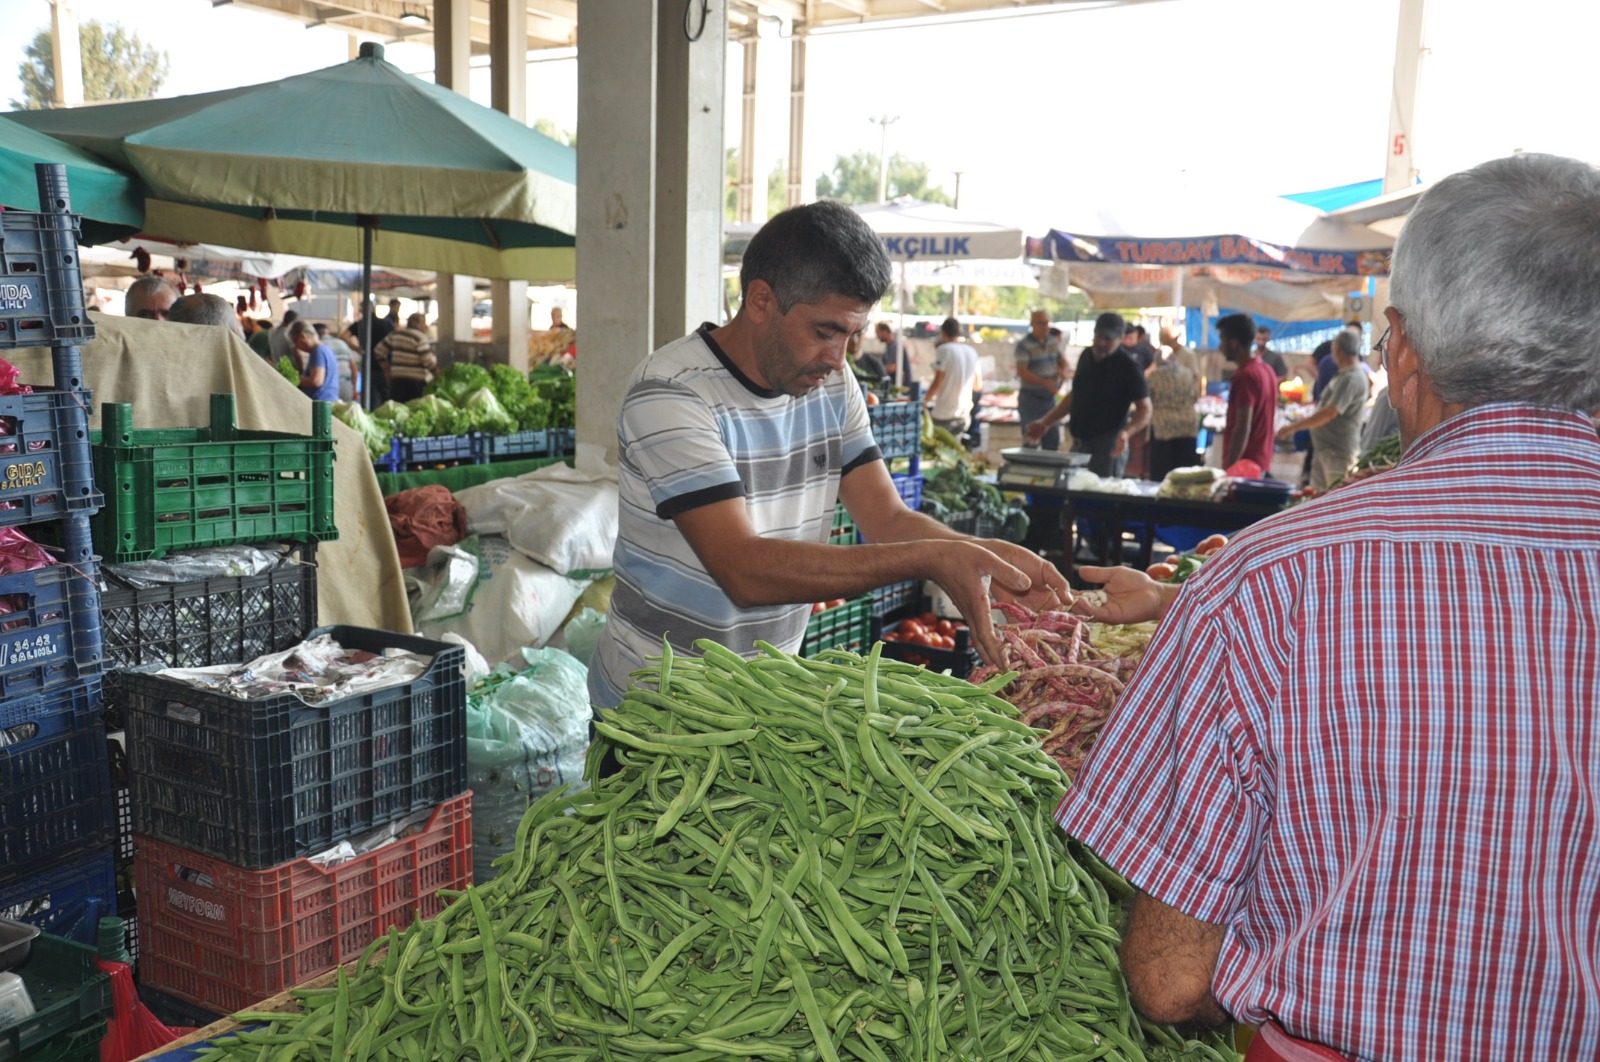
[0, 849, 117, 946]
[0, 389, 100, 528]
[0, 679, 112, 882]
[0, 169, 95, 351]
[879, 616, 980, 679]
[137, 983, 223, 1031]
[486, 429, 549, 461]
[121, 625, 467, 869]
[99, 543, 319, 671]
[0, 555, 104, 700]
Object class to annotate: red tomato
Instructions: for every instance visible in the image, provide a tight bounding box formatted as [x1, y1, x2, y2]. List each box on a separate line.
[866, 392, 880, 406]
[935, 619, 956, 638]
[899, 620, 925, 638]
[812, 602, 825, 614]
[1196, 534, 1228, 556]
[920, 612, 939, 626]
[881, 630, 901, 642]
[1146, 562, 1177, 581]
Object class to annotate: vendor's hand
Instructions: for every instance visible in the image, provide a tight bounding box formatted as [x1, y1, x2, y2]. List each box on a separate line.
[982, 540, 1071, 612]
[1111, 429, 1130, 457]
[1070, 565, 1174, 625]
[1023, 419, 1048, 445]
[1274, 423, 1297, 442]
[925, 541, 1032, 667]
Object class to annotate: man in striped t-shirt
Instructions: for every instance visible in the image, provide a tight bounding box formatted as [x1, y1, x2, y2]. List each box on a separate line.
[1056, 153, 1600, 1061]
[589, 201, 1067, 710]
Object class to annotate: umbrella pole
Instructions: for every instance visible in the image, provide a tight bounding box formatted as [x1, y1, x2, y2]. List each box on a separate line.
[360, 217, 375, 409]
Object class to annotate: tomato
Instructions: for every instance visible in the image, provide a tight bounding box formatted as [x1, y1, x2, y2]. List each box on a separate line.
[919, 611, 939, 627]
[1196, 534, 1229, 556]
[812, 602, 825, 614]
[898, 620, 924, 638]
[881, 630, 901, 642]
[935, 619, 956, 638]
[938, 634, 956, 650]
[1146, 562, 1177, 581]
[866, 392, 880, 406]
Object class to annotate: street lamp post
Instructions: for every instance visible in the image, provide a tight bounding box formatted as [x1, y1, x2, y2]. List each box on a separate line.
[870, 114, 900, 203]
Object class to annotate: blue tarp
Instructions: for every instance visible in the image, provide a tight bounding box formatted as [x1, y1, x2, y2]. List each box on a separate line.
[1279, 178, 1387, 213]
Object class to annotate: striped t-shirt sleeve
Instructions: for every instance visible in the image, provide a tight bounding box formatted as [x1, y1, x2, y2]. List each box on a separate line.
[620, 376, 745, 519]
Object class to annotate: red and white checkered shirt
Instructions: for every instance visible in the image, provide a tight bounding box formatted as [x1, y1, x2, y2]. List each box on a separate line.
[1058, 403, 1600, 1062]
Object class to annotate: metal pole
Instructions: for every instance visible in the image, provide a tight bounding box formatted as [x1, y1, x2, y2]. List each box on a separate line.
[871, 114, 899, 203]
[360, 217, 375, 409]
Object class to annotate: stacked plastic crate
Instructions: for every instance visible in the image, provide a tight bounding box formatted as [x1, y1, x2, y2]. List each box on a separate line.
[124, 621, 471, 1019]
[0, 167, 120, 1054]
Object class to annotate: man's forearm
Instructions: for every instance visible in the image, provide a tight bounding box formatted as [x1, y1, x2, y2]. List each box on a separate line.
[1125, 403, 1152, 437]
[1222, 409, 1251, 466]
[1016, 366, 1057, 390]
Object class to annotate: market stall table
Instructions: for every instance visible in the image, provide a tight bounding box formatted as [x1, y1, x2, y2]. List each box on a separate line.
[1036, 482, 1286, 578]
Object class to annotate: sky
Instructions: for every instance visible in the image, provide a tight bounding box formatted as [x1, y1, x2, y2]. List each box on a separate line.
[1, 0, 1598, 237]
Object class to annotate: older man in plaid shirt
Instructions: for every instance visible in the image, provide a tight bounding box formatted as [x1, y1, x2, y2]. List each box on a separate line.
[1057, 153, 1600, 1061]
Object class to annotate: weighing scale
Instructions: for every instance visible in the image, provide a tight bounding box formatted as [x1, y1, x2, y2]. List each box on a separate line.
[996, 447, 1091, 491]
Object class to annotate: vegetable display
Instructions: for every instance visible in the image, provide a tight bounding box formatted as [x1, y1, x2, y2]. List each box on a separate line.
[332, 400, 394, 462]
[274, 355, 299, 385]
[195, 642, 1235, 1061]
[972, 605, 1156, 779]
[531, 366, 576, 429]
[919, 462, 1029, 543]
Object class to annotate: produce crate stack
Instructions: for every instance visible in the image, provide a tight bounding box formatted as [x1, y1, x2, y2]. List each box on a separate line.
[0, 165, 119, 957]
[123, 626, 473, 1016]
[0, 921, 116, 1059]
[866, 381, 922, 478]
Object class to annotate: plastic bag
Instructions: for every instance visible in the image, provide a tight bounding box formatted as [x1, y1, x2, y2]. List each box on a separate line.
[417, 535, 590, 668]
[96, 959, 193, 1062]
[555, 607, 606, 667]
[467, 647, 592, 884]
[103, 545, 289, 590]
[453, 464, 618, 576]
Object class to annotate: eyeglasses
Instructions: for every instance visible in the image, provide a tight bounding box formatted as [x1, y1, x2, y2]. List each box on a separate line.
[1374, 325, 1392, 369]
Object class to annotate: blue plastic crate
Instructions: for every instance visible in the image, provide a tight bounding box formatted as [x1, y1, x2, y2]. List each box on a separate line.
[0, 174, 96, 352]
[0, 389, 101, 529]
[0, 850, 117, 946]
[891, 472, 922, 510]
[486, 429, 549, 461]
[869, 398, 922, 464]
[546, 427, 576, 455]
[389, 432, 485, 469]
[0, 679, 112, 881]
[0, 557, 103, 700]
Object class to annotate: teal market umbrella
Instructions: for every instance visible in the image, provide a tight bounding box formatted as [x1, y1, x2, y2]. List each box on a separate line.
[9, 42, 576, 404]
[0, 116, 144, 243]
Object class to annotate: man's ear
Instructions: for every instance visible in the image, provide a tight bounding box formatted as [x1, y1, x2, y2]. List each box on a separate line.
[743, 279, 780, 324]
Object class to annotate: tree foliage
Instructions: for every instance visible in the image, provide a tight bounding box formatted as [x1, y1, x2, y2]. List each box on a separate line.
[816, 150, 954, 206]
[14, 20, 169, 109]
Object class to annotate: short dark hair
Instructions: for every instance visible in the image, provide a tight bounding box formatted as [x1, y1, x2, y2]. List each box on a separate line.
[740, 200, 892, 312]
[313, 322, 329, 335]
[875, 321, 892, 335]
[1256, 325, 1271, 336]
[1345, 318, 1363, 328]
[1216, 313, 1255, 347]
[1093, 312, 1126, 338]
[1133, 325, 1148, 339]
[282, 309, 300, 326]
[940, 317, 962, 339]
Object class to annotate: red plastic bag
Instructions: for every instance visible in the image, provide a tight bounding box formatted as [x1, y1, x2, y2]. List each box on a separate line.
[0, 357, 33, 398]
[0, 526, 56, 575]
[386, 485, 468, 568]
[1224, 458, 1264, 480]
[95, 960, 196, 1062]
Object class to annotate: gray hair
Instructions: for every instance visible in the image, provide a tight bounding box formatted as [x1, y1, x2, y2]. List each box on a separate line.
[740, 200, 891, 312]
[1389, 153, 1600, 410]
[169, 293, 242, 337]
[288, 319, 318, 340]
[1333, 329, 1362, 360]
[125, 275, 178, 317]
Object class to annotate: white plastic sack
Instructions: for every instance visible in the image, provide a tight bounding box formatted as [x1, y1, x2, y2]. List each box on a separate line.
[418, 535, 590, 668]
[468, 647, 592, 884]
[453, 463, 618, 576]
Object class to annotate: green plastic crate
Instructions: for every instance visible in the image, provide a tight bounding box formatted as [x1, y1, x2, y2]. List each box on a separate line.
[801, 594, 872, 657]
[0, 931, 112, 1059]
[828, 504, 857, 546]
[90, 394, 338, 563]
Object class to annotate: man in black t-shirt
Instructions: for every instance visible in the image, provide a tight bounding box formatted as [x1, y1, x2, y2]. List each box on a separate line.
[1025, 312, 1152, 477]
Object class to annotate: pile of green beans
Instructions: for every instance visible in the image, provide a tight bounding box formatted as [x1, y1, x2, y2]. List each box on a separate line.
[195, 641, 1238, 1061]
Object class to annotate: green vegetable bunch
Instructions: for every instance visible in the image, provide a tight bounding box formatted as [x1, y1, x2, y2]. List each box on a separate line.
[274, 356, 299, 386]
[332, 400, 394, 462]
[427, 362, 494, 406]
[196, 642, 1238, 1062]
[488, 363, 550, 431]
[1355, 431, 1403, 470]
[531, 365, 576, 429]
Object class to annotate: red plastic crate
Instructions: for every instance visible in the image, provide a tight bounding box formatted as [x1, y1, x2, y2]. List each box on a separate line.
[135, 792, 471, 1016]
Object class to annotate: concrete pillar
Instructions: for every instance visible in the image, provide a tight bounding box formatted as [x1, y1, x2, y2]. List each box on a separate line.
[433, 0, 476, 355]
[786, 33, 807, 207]
[576, 2, 659, 466]
[49, 0, 83, 107]
[654, 0, 726, 345]
[491, 0, 531, 371]
[737, 36, 758, 223]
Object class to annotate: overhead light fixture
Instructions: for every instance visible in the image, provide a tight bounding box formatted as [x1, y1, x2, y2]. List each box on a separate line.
[399, 6, 430, 27]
